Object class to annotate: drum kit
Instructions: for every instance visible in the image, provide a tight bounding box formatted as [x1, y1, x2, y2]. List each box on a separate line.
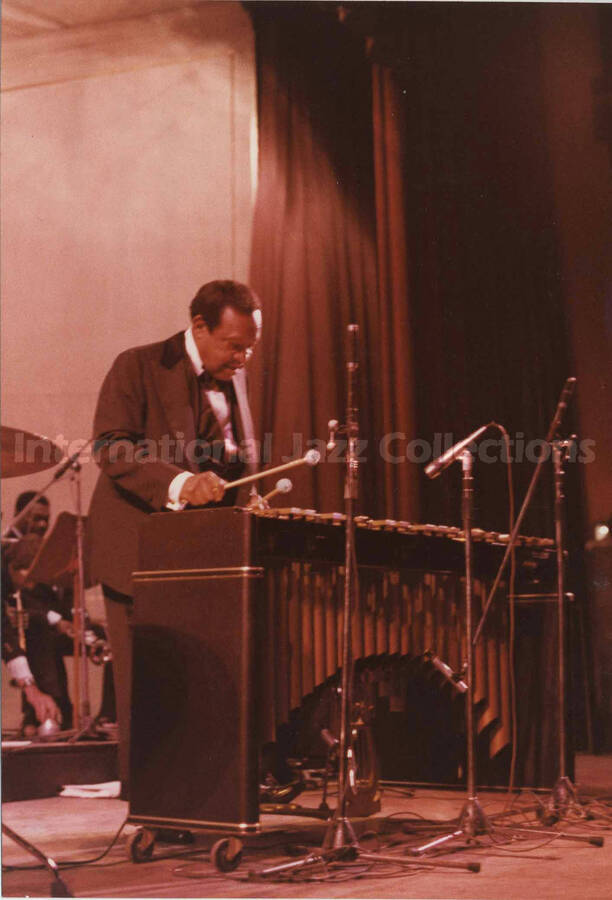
[1, 425, 61, 481]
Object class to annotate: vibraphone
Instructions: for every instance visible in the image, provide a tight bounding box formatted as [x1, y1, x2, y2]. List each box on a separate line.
[128, 507, 556, 834]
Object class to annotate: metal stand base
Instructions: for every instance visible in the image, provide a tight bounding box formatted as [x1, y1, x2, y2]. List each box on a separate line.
[499, 823, 603, 847]
[322, 815, 358, 851]
[538, 776, 583, 826]
[67, 716, 105, 744]
[249, 798, 480, 879]
[530, 775, 609, 833]
[2, 823, 73, 897]
[490, 794, 604, 847]
[250, 835, 480, 880]
[409, 790, 604, 857]
[411, 796, 490, 855]
[46, 713, 115, 745]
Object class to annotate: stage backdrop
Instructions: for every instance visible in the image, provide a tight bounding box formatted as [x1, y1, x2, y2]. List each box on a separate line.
[248, 2, 611, 536]
[1, 1, 257, 528]
[246, 3, 611, 754]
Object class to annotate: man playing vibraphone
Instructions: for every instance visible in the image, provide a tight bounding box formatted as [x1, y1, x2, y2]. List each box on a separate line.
[88, 280, 261, 796]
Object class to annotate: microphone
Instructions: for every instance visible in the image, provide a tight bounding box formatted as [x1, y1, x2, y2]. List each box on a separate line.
[547, 377, 576, 440]
[320, 728, 340, 750]
[262, 478, 293, 503]
[558, 376, 576, 410]
[424, 650, 468, 694]
[425, 423, 491, 480]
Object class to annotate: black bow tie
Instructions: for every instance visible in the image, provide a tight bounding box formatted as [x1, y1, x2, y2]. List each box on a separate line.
[198, 370, 231, 394]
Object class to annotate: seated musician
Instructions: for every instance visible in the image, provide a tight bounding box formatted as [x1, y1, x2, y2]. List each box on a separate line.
[2, 493, 75, 734]
[2, 594, 61, 733]
[2, 492, 115, 736]
[87, 280, 261, 797]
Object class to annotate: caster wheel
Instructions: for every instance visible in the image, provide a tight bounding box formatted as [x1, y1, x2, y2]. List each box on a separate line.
[127, 828, 156, 863]
[210, 837, 243, 872]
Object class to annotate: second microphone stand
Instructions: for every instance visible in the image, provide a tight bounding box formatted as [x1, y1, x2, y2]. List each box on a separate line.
[411, 408, 603, 855]
[251, 326, 479, 882]
[412, 450, 492, 855]
[67, 456, 95, 740]
[528, 437, 602, 829]
[323, 325, 360, 852]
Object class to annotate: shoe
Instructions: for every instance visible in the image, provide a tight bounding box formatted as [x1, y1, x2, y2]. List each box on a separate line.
[259, 775, 305, 804]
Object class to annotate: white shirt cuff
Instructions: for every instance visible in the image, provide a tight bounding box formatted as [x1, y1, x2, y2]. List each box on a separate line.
[47, 610, 62, 626]
[7, 656, 34, 682]
[167, 472, 192, 510]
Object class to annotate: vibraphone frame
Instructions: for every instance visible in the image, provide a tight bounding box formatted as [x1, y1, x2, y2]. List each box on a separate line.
[126, 505, 557, 846]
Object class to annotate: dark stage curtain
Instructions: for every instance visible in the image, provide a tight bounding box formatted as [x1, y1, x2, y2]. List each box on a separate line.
[247, 4, 419, 520]
[248, 3, 575, 535]
[372, 63, 419, 519]
[367, 3, 589, 761]
[379, 4, 574, 540]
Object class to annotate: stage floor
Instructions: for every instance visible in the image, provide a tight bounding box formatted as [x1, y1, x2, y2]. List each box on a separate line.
[3, 754, 612, 899]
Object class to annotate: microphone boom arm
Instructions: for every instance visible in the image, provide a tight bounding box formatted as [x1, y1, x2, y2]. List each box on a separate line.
[473, 377, 576, 645]
[425, 423, 493, 480]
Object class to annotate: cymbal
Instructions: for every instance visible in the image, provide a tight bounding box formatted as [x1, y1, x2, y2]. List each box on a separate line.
[1, 425, 61, 478]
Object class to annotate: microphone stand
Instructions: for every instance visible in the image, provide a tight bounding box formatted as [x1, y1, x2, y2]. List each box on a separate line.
[538, 438, 579, 820]
[467, 379, 606, 832]
[2, 823, 73, 897]
[413, 392, 604, 850]
[410, 438, 600, 856]
[323, 323, 360, 852]
[412, 449, 492, 855]
[249, 327, 479, 882]
[67, 455, 93, 740]
[529, 437, 603, 828]
[485, 437, 604, 844]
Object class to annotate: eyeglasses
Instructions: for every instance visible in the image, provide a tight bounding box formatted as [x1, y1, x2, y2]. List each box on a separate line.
[221, 340, 254, 362]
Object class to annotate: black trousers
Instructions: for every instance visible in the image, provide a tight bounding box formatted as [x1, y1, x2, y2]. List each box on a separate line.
[24, 625, 73, 728]
[102, 585, 133, 796]
[23, 621, 116, 729]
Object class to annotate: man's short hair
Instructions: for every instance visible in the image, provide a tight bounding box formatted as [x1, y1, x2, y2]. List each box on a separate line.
[189, 280, 261, 332]
[15, 492, 49, 515]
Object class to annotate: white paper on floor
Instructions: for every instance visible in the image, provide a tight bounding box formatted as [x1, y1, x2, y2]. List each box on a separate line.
[59, 781, 121, 798]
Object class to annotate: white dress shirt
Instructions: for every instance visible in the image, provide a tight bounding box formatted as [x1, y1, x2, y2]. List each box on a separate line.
[167, 327, 238, 509]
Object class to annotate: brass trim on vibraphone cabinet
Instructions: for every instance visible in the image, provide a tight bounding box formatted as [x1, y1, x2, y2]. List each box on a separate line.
[127, 814, 261, 834]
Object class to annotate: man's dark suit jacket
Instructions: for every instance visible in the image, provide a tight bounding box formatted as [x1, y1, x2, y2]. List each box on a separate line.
[88, 331, 256, 596]
[2, 592, 25, 665]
